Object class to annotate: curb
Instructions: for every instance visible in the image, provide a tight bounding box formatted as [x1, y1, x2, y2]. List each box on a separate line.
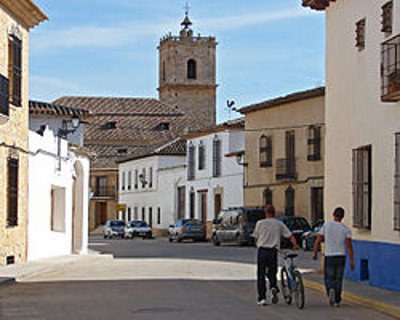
[304, 279, 400, 320]
[0, 277, 16, 287]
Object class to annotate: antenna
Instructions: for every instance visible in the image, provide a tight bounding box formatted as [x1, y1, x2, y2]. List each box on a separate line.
[184, 1, 190, 16]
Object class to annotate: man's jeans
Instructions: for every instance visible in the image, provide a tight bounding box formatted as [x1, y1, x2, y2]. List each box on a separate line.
[324, 255, 346, 303]
[257, 247, 278, 301]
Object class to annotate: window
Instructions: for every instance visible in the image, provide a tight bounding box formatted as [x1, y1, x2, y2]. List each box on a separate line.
[134, 207, 138, 220]
[96, 176, 107, 196]
[101, 121, 117, 130]
[127, 207, 131, 221]
[141, 168, 146, 188]
[117, 148, 127, 155]
[382, 1, 393, 34]
[352, 145, 372, 229]
[0, 74, 9, 117]
[157, 207, 161, 224]
[7, 158, 18, 226]
[394, 134, 400, 230]
[198, 141, 205, 170]
[8, 35, 22, 107]
[154, 122, 170, 131]
[142, 207, 145, 221]
[356, 18, 366, 50]
[51, 187, 66, 232]
[307, 126, 321, 161]
[187, 59, 197, 79]
[212, 138, 221, 177]
[188, 143, 195, 180]
[285, 186, 295, 217]
[127, 171, 131, 190]
[259, 135, 272, 167]
[148, 207, 153, 227]
[134, 170, 138, 189]
[189, 190, 195, 219]
[263, 187, 272, 206]
[121, 172, 126, 191]
[149, 167, 153, 188]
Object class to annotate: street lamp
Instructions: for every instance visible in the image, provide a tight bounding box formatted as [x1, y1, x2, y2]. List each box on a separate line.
[138, 173, 147, 186]
[57, 116, 81, 170]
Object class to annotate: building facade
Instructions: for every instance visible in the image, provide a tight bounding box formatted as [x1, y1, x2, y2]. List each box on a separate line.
[184, 119, 245, 237]
[118, 139, 187, 236]
[0, 0, 47, 266]
[240, 88, 325, 224]
[158, 12, 217, 128]
[303, 0, 400, 291]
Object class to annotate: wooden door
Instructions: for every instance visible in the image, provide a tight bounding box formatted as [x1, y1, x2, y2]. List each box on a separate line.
[311, 187, 324, 223]
[199, 191, 208, 224]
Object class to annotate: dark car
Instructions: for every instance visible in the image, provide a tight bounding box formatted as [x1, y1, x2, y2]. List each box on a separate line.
[103, 220, 125, 239]
[301, 219, 324, 251]
[125, 220, 152, 239]
[211, 207, 265, 246]
[169, 219, 206, 242]
[276, 216, 311, 248]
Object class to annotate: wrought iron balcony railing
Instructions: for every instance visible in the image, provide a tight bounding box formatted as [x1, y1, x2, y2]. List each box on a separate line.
[92, 186, 117, 198]
[275, 158, 297, 181]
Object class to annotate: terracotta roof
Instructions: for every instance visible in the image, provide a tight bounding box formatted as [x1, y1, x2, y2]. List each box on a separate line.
[302, 0, 336, 11]
[0, 0, 48, 29]
[29, 100, 90, 117]
[239, 87, 325, 114]
[53, 97, 197, 169]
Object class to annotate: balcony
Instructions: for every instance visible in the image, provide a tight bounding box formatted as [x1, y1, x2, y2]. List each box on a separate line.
[381, 34, 400, 102]
[92, 186, 117, 199]
[276, 158, 297, 181]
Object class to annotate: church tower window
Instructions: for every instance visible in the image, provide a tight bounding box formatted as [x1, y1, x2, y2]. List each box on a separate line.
[187, 59, 197, 79]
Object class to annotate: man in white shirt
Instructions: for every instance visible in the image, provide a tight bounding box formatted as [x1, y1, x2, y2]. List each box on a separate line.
[253, 204, 299, 306]
[313, 207, 355, 307]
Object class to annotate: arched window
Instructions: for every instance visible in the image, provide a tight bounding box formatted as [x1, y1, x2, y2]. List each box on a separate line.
[259, 135, 272, 167]
[263, 187, 273, 206]
[285, 186, 295, 216]
[187, 59, 197, 79]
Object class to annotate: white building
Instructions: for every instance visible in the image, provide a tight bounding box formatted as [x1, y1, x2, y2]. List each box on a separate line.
[183, 119, 245, 237]
[118, 139, 187, 236]
[28, 101, 90, 260]
[303, 0, 400, 291]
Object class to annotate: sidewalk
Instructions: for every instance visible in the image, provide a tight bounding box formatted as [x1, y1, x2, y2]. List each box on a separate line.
[303, 271, 400, 319]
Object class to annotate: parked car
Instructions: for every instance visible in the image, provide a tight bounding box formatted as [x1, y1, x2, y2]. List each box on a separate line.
[276, 216, 311, 248]
[103, 220, 125, 239]
[301, 219, 324, 251]
[169, 219, 206, 242]
[125, 220, 152, 239]
[211, 207, 265, 246]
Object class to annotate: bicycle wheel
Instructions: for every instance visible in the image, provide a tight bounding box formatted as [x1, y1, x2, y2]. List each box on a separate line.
[280, 268, 292, 305]
[293, 270, 305, 309]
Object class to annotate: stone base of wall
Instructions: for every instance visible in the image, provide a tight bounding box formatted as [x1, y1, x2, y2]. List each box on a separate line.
[206, 221, 213, 239]
[152, 228, 169, 238]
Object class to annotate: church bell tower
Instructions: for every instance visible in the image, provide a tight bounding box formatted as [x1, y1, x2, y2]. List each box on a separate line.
[158, 9, 217, 128]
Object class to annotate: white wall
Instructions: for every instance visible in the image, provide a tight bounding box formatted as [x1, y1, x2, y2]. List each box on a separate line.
[28, 126, 89, 260]
[186, 129, 244, 220]
[325, 0, 400, 243]
[118, 155, 186, 229]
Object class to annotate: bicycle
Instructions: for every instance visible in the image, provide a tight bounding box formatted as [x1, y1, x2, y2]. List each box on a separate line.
[280, 251, 305, 309]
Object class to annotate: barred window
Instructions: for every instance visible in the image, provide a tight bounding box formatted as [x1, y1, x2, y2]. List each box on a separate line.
[212, 138, 221, 177]
[394, 134, 400, 230]
[198, 141, 205, 170]
[149, 167, 153, 188]
[157, 207, 161, 224]
[134, 170, 138, 189]
[8, 35, 22, 107]
[188, 143, 195, 180]
[285, 186, 295, 217]
[142, 207, 145, 222]
[259, 135, 272, 167]
[356, 18, 366, 51]
[307, 126, 321, 161]
[381, 1, 393, 34]
[0, 74, 9, 116]
[141, 168, 146, 188]
[352, 145, 372, 229]
[121, 172, 126, 191]
[127, 171, 131, 190]
[7, 158, 19, 226]
[263, 187, 273, 206]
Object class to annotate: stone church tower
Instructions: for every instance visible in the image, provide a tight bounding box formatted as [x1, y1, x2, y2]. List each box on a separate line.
[158, 12, 217, 128]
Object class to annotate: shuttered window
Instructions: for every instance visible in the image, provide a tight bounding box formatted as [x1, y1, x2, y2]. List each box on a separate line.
[8, 35, 22, 107]
[308, 126, 321, 161]
[394, 134, 400, 230]
[381, 1, 393, 34]
[259, 135, 272, 167]
[198, 141, 205, 170]
[212, 138, 221, 177]
[0, 74, 9, 116]
[352, 146, 372, 229]
[188, 143, 195, 180]
[356, 19, 366, 51]
[7, 158, 19, 226]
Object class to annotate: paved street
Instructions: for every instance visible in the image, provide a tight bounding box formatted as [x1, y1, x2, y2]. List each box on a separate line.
[0, 237, 395, 320]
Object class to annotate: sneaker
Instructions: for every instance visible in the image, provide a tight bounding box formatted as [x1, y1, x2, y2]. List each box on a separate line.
[271, 288, 279, 304]
[257, 299, 267, 306]
[333, 302, 340, 308]
[329, 289, 335, 307]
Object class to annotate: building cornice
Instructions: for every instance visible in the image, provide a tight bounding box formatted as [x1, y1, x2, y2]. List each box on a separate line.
[0, 0, 48, 29]
[302, 0, 336, 11]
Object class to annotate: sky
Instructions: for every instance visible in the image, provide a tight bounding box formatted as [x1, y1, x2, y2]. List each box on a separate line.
[30, 0, 325, 123]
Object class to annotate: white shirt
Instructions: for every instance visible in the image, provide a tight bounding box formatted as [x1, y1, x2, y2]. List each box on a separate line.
[319, 221, 352, 256]
[253, 218, 292, 249]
